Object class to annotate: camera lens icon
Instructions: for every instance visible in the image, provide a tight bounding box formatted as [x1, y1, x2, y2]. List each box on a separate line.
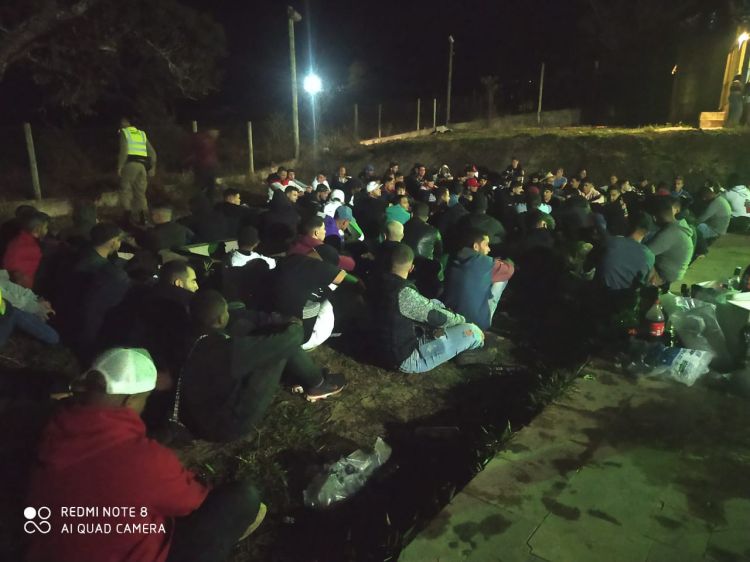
[24, 506, 52, 534]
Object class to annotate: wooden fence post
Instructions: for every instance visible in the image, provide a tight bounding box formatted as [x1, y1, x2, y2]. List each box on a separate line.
[247, 121, 255, 177]
[23, 123, 42, 200]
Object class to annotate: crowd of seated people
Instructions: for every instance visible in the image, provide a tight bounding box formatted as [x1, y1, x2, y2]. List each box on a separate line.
[6, 157, 748, 562]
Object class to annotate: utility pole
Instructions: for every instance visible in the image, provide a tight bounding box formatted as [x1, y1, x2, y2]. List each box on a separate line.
[287, 6, 302, 161]
[416, 98, 421, 131]
[537, 62, 545, 127]
[446, 35, 455, 126]
[354, 103, 359, 139]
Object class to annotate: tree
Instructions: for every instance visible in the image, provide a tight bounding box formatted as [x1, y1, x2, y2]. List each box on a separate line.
[0, 0, 226, 114]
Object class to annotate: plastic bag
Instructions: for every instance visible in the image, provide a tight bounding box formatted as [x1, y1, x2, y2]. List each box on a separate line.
[621, 340, 713, 386]
[660, 294, 731, 370]
[303, 437, 392, 508]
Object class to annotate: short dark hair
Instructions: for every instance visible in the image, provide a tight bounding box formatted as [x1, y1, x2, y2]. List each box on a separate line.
[90, 222, 122, 247]
[390, 243, 414, 268]
[159, 260, 191, 286]
[462, 227, 488, 249]
[435, 186, 449, 201]
[15, 205, 37, 220]
[395, 181, 406, 191]
[22, 211, 49, 231]
[652, 195, 676, 220]
[223, 188, 240, 199]
[190, 289, 226, 330]
[413, 202, 430, 219]
[396, 194, 409, 205]
[471, 193, 488, 213]
[285, 185, 299, 194]
[449, 179, 463, 196]
[300, 215, 324, 235]
[238, 225, 260, 248]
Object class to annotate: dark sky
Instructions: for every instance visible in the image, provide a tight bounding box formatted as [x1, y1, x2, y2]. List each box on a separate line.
[185, 0, 593, 122]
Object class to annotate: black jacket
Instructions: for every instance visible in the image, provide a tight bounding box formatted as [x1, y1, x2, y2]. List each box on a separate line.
[460, 213, 506, 245]
[403, 218, 442, 260]
[369, 273, 419, 367]
[180, 323, 305, 442]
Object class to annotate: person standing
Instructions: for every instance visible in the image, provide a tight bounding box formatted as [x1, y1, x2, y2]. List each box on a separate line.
[117, 116, 157, 225]
[189, 128, 220, 200]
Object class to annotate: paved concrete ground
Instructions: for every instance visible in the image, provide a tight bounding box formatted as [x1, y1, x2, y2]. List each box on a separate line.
[400, 369, 750, 562]
[401, 234, 750, 562]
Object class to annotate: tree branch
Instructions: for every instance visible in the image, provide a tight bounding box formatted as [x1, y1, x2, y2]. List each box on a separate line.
[0, 0, 105, 81]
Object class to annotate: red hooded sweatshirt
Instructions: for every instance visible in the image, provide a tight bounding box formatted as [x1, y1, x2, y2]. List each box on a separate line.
[25, 404, 209, 562]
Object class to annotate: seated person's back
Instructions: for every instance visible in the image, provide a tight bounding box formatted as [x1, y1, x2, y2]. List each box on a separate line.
[25, 348, 209, 562]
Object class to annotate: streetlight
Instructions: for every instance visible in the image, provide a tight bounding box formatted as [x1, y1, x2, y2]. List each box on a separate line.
[287, 6, 302, 161]
[303, 73, 322, 95]
[304, 73, 323, 158]
[739, 32, 750, 46]
[446, 35, 455, 126]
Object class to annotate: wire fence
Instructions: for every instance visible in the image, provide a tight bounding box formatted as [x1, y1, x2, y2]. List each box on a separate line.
[0, 64, 577, 201]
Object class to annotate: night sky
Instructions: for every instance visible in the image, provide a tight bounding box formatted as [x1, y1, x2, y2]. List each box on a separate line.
[186, 0, 593, 121]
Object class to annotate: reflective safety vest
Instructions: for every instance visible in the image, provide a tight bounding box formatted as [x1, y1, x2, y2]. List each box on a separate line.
[122, 126, 149, 158]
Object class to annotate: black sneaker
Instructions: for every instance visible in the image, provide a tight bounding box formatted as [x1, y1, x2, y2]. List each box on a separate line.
[454, 347, 497, 366]
[306, 372, 346, 402]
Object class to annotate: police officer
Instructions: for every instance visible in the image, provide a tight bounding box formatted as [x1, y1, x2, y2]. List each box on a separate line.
[117, 116, 157, 224]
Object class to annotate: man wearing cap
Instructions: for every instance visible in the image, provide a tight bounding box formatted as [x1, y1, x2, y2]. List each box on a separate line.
[26, 347, 265, 562]
[117, 116, 157, 225]
[323, 204, 364, 246]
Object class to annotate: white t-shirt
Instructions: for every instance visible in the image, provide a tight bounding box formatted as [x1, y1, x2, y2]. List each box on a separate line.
[724, 186, 750, 217]
[229, 250, 276, 269]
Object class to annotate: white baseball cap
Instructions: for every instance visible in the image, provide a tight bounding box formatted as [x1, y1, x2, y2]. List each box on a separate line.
[330, 189, 345, 202]
[86, 348, 157, 395]
[366, 181, 381, 193]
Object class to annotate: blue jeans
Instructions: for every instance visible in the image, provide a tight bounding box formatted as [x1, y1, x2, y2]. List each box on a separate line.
[399, 323, 484, 374]
[697, 222, 719, 241]
[0, 303, 60, 347]
[486, 281, 509, 328]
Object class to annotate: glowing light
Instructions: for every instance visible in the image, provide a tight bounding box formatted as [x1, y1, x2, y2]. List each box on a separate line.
[671, 65, 678, 75]
[303, 74, 322, 94]
[739, 32, 750, 46]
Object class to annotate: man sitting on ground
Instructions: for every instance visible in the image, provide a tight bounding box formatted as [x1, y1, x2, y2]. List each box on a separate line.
[2, 211, 49, 289]
[288, 215, 355, 272]
[215, 188, 254, 239]
[592, 216, 654, 291]
[443, 228, 515, 331]
[227, 225, 276, 269]
[646, 196, 694, 288]
[460, 193, 505, 247]
[25, 347, 265, 562]
[385, 195, 412, 225]
[179, 291, 345, 442]
[370, 243, 490, 373]
[55, 223, 131, 361]
[696, 185, 732, 244]
[372, 221, 404, 278]
[144, 205, 195, 253]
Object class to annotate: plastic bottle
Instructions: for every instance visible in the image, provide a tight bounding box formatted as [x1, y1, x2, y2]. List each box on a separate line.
[728, 266, 743, 291]
[645, 299, 665, 338]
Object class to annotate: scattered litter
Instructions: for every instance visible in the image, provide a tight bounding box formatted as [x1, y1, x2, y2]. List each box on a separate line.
[621, 340, 713, 386]
[303, 437, 392, 508]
